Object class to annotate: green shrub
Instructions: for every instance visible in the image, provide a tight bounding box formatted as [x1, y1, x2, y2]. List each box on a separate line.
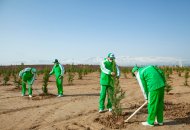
[67, 64, 75, 85]
[165, 82, 172, 94]
[77, 69, 83, 80]
[184, 71, 189, 86]
[68, 72, 75, 85]
[3, 74, 10, 86]
[42, 69, 50, 94]
[110, 60, 125, 117]
[13, 74, 21, 88]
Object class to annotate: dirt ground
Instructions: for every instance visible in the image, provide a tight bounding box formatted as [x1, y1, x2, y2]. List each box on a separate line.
[0, 72, 190, 130]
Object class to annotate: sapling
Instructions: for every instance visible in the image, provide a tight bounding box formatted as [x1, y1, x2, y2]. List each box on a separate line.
[110, 60, 125, 118]
[67, 64, 75, 85]
[42, 69, 50, 94]
[77, 69, 83, 80]
[184, 71, 189, 86]
[68, 72, 75, 85]
[165, 82, 172, 94]
[3, 73, 10, 86]
[13, 74, 21, 88]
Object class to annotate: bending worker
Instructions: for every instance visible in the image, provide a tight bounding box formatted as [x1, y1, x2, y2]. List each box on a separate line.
[19, 67, 37, 98]
[132, 65, 165, 126]
[99, 53, 120, 113]
[49, 59, 65, 97]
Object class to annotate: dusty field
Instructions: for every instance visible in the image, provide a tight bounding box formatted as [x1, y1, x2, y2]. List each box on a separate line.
[0, 72, 190, 130]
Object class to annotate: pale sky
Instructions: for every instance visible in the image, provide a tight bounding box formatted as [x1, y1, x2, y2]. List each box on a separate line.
[0, 0, 190, 65]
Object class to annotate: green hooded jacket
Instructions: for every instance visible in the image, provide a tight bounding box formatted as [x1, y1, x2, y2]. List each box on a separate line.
[100, 58, 120, 86]
[19, 68, 36, 84]
[137, 65, 165, 99]
[49, 63, 64, 78]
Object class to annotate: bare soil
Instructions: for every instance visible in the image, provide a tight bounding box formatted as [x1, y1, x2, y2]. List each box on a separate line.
[0, 72, 190, 130]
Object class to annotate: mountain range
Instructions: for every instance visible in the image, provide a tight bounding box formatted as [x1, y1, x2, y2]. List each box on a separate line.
[7, 56, 189, 66]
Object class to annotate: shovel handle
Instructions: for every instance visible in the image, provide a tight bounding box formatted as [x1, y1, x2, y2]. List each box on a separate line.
[125, 101, 147, 123]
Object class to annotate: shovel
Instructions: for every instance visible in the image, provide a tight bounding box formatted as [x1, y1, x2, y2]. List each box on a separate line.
[125, 101, 147, 123]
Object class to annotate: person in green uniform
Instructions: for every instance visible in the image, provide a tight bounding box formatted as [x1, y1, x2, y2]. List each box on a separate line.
[19, 68, 37, 98]
[132, 65, 166, 126]
[49, 59, 65, 97]
[99, 53, 120, 113]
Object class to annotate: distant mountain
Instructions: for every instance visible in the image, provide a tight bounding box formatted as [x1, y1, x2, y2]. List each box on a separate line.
[1, 56, 190, 66]
[81, 56, 190, 66]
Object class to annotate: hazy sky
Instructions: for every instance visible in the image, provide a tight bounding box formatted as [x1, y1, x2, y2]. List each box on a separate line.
[0, 0, 190, 65]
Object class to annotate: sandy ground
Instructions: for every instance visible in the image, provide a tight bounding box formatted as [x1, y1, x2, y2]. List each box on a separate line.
[0, 72, 190, 130]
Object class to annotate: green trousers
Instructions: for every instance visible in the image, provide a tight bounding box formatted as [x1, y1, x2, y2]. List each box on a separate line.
[99, 85, 113, 110]
[147, 87, 165, 125]
[56, 77, 63, 95]
[22, 80, 32, 95]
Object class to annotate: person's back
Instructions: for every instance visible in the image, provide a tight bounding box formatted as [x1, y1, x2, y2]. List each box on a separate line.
[132, 65, 165, 126]
[139, 65, 165, 92]
[22, 69, 34, 80]
[19, 67, 36, 98]
[19, 68, 31, 77]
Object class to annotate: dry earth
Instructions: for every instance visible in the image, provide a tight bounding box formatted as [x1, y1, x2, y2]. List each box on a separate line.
[0, 72, 190, 130]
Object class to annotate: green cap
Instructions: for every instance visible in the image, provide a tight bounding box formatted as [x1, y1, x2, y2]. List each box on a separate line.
[31, 68, 37, 73]
[132, 66, 139, 76]
[107, 53, 115, 59]
[53, 59, 59, 63]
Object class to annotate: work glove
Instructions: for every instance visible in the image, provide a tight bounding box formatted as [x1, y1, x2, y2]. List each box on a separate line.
[111, 72, 116, 76]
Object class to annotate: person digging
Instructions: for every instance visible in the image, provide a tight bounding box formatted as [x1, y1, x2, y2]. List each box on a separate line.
[131, 65, 165, 126]
[99, 53, 120, 113]
[19, 68, 37, 98]
[49, 59, 65, 97]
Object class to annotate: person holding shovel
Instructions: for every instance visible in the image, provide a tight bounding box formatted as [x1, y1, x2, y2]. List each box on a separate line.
[19, 68, 37, 98]
[131, 65, 165, 126]
[49, 59, 65, 97]
[99, 53, 120, 113]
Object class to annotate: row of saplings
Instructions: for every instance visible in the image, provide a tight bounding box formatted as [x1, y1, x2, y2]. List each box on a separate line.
[0, 65, 190, 95]
[0, 64, 98, 95]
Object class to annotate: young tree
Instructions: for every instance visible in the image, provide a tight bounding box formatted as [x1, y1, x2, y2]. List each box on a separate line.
[165, 82, 172, 94]
[110, 60, 125, 118]
[68, 72, 75, 85]
[13, 74, 21, 88]
[67, 64, 75, 85]
[169, 68, 173, 75]
[77, 69, 83, 80]
[184, 71, 189, 86]
[3, 73, 10, 86]
[42, 69, 50, 94]
[165, 72, 170, 80]
[162, 68, 173, 94]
